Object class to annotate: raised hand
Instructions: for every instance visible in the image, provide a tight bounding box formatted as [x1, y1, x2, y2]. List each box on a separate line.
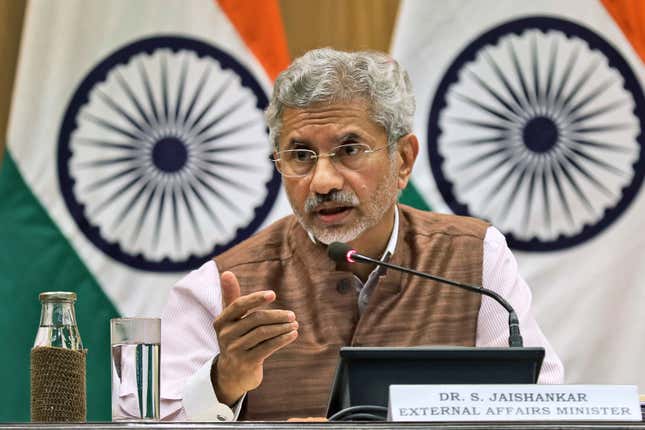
[212, 271, 298, 405]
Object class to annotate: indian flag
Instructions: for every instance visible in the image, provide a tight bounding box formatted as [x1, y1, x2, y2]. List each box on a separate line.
[0, 0, 291, 421]
[393, 0, 645, 387]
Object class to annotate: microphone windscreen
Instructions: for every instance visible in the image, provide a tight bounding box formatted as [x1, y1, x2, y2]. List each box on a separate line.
[327, 242, 353, 262]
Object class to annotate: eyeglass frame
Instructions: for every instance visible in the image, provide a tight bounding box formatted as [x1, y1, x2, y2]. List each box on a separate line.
[271, 142, 397, 178]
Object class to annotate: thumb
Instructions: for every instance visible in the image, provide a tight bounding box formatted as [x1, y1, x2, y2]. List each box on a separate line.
[220, 271, 241, 308]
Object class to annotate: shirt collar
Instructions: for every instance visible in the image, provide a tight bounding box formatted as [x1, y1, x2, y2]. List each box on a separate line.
[381, 204, 399, 260]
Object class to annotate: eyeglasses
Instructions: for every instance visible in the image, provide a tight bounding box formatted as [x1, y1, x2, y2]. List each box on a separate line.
[272, 143, 394, 178]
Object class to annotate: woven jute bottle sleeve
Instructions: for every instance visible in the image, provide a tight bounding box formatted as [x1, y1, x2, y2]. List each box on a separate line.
[30, 346, 87, 422]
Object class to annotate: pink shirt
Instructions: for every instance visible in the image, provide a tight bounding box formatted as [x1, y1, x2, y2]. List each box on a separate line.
[158, 224, 564, 421]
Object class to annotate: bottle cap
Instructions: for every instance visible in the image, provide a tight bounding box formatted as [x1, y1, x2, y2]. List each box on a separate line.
[39, 291, 77, 302]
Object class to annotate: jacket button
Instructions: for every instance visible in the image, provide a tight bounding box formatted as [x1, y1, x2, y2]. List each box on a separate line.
[336, 279, 352, 294]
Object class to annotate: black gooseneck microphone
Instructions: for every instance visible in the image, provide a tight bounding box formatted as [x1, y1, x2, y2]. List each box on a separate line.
[327, 241, 524, 347]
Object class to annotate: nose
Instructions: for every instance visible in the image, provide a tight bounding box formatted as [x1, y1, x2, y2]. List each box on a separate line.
[309, 156, 344, 195]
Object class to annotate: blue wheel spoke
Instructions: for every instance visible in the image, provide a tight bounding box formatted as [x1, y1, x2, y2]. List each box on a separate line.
[570, 123, 633, 134]
[170, 184, 181, 249]
[461, 152, 515, 191]
[192, 160, 259, 194]
[195, 141, 266, 154]
[81, 164, 142, 193]
[184, 174, 226, 232]
[560, 149, 615, 198]
[184, 74, 233, 132]
[198, 157, 261, 173]
[554, 59, 601, 116]
[192, 97, 250, 140]
[540, 162, 552, 231]
[160, 55, 170, 124]
[445, 134, 512, 147]
[498, 158, 531, 222]
[479, 154, 524, 208]
[474, 60, 526, 118]
[115, 72, 156, 132]
[130, 179, 163, 243]
[111, 173, 156, 231]
[75, 154, 143, 169]
[549, 159, 575, 226]
[173, 57, 189, 124]
[567, 146, 628, 176]
[549, 47, 580, 111]
[567, 99, 628, 126]
[89, 169, 147, 218]
[562, 78, 614, 119]
[508, 40, 535, 111]
[74, 137, 141, 152]
[454, 92, 518, 123]
[191, 118, 263, 147]
[138, 61, 161, 125]
[177, 179, 204, 246]
[97, 90, 150, 136]
[192, 169, 247, 216]
[447, 116, 512, 132]
[522, 162, 539, 232]
[454, 144, 514, 171]
[483, 53, 530, 115]
[530, 35, 542, 109]
[82, 112, 148, 142]
[152, 183, 168, 251]
[179, 66, 210, 126]
[553, 154, 594, 213]
[543, 39, 559, 114]
[561, 135, 633, 154]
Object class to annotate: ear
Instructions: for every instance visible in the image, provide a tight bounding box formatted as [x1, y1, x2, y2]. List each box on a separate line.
[396, 133, 419, 190]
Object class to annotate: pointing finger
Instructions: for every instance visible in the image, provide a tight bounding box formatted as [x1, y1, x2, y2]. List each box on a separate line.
[220, 271, 241, 308]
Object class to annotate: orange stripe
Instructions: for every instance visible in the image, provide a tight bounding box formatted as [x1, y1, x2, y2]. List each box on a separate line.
[601, 0, 645, 63]
[217, 0, 291, 81]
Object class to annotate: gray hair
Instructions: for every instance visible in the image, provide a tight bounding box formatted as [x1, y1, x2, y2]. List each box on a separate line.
[265, 48, 416, 151]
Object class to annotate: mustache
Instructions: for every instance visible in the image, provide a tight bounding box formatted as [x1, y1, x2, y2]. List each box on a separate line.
[304, 190, 359, 213]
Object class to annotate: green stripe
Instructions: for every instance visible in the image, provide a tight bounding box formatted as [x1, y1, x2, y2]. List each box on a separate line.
[0, 151, 119, 421]
[399, 180, 432, 211]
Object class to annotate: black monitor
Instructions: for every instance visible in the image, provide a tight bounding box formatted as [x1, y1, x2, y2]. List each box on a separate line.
[326, 346, 545, 418]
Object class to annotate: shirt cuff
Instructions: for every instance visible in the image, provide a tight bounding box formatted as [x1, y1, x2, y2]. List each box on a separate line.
[182, 356, 245, 421]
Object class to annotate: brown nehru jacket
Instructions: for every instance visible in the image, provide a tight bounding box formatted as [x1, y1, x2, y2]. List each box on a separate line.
[214, 204, 489, 420]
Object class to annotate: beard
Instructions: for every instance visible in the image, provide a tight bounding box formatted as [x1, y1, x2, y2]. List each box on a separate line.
[288, 161, 399, 245]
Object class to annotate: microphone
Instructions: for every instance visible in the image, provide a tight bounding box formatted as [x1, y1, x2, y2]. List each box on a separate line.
[327, 242, 524, 347]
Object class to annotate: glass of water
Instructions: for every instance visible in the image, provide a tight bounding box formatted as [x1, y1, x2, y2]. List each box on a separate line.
[110, 318, 160, 421]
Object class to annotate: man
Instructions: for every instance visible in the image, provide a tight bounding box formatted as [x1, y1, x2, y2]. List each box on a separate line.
[159, 48, 564, 421]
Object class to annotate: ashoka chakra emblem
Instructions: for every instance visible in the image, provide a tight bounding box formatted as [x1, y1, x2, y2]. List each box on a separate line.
[58, 36, 280, 271]
[428, 16, 645, 251]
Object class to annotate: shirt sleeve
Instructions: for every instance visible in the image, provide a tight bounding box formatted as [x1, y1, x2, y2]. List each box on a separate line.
[159, 260, 244, 421]
[477, 226, 565, 384]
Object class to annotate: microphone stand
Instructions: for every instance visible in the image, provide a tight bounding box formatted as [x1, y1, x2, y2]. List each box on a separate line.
[336, 247, 524, 348]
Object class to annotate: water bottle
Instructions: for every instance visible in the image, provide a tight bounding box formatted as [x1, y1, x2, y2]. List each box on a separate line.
[31, 291, 86, 422]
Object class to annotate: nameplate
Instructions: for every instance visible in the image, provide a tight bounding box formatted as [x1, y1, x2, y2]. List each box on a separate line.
[388, 385, 641, 421]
